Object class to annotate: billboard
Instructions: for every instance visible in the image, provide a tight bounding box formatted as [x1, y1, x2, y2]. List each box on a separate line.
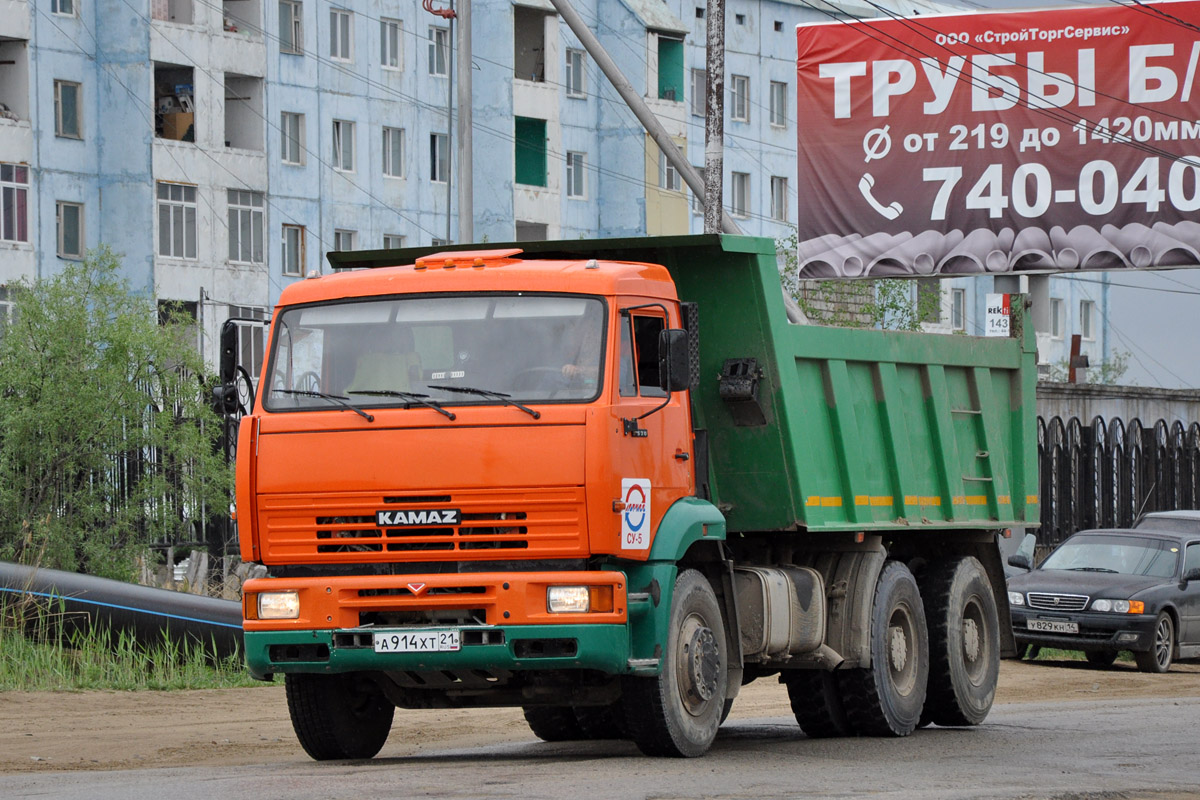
[795, 1, 1200, 278]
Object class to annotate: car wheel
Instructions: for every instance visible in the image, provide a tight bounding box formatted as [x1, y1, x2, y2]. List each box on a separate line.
[1084, 651, 1118, 668]
[1134, 613, 1174, 673]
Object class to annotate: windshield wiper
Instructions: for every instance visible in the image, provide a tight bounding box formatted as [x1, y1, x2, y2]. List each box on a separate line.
[347, 389, 456, 420]
[272, 389, 374, 422]
[435, 385, 541, 419]
[1067, 567, 1120, 573]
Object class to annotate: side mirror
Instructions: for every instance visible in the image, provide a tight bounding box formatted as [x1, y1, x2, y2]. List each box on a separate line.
[219, 320, 239, 385]
[1007, 553, 1032, 571]
[658, 328, 691, 393]
[1183, 567, 1200, 584]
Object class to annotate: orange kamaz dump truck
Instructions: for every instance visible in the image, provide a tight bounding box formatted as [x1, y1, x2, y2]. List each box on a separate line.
[226, 234, 1037, 759]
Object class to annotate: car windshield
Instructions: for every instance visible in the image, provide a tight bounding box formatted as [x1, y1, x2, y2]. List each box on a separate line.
[1039, 533, 1180, 579]
[264, 294, 606, 412]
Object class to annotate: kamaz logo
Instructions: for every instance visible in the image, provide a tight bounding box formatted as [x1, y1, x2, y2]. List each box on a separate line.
[376, 509, 461, 527]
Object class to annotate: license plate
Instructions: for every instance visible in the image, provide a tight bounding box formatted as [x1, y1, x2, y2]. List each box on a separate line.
[1027, 619, 1079, 634]
[373, 629, 461, 653]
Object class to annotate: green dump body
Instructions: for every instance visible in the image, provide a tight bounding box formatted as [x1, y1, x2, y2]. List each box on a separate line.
[329, 233, 1039, 537]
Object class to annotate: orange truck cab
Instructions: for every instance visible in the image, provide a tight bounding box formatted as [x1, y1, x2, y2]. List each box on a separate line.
[229, 235, 1037, 760]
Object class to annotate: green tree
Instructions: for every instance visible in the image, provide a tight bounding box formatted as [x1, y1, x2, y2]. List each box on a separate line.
[0, 248, 232, 579]
[776, 228, 940, 331]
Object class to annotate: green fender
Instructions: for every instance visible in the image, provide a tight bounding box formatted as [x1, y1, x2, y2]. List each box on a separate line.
[605, 497, 727, 675]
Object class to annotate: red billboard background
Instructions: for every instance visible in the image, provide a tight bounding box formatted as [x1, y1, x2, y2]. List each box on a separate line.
[795, 1, 1200, 277]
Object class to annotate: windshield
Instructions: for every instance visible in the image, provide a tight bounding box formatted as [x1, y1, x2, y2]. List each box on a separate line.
[263, 294, 606, 412]
[1040, 533, 1180, 579]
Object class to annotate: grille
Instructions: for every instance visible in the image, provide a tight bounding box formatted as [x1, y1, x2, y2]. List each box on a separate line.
[1026, 592, 1089, 611]
[260, 488, 586, 562]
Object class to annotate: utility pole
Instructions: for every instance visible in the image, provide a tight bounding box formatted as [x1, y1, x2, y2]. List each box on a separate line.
[703, 0, 724, 235]
[456, 0, 473, 242]
[445, 1, 454, 244]
[548, 0, 742, 235]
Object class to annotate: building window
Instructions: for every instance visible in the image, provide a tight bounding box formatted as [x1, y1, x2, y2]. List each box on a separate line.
[659, 152, 681, 192]
[154, 63, 195, 141]
[566, 151, 585, 199]
[333, 229, 356, 251]
[330, 8, 352, 61]
[381, 18, 402, 70]
[430, 132, 448, 183]
[690, 68, 706, 117]
[565, 48, 586, 98]
[279, 0, 302, 54]
[156, 182, 197, 259]
[428, 26, 448, 76]
[770, 176, 787, 221]
[152, 0, 193, 24]
[383, 233, 404, 249]
[513, 6, 545, 82]
[0, 287, 11, 339]
[281, 111, 303, 164]
[1050, 297, 1064, 339]
[514, 117, 547, 188]
[228, 190, 264, 264]
[227, 307, 267, 381]
[431, 237, 448, 246]
[1080, 300, 1096, 340]
[332, 119, 354, 171]
[769, 81, 787, 128]
[735, 13, 745, 25]
[281, 224, 304, 276]
[54, 80, 81, 139]
[224, 74, 264, 151]
[730, 75, 749, 122]
[731, 171, 749, 217]
[0, 164, 29, 244]
[951, 288, 966, 331]
[56, 201, 83, 259]
[774, 20, 783, 32]
[52, 0, 75, 16]
[657, 36, 683, 101]
[383, 127, 405, 178]
[691, 166, 704, 215]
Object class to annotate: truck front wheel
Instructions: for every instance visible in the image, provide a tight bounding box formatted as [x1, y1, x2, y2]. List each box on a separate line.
[285, 673, 395, 760]
[622, 569, 728, 757]
[838, 561, 929, 737]
[920, 556, 1000, 726]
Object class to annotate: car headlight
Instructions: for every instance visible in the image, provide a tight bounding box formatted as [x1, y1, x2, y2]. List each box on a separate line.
[1089, 598, 1144, 614]
[1008, 591, 1025, 606]
[257, 591, 300, 619]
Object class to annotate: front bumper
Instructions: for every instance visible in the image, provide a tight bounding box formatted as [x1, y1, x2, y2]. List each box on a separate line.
[244, 623, 632, 680]
[1010, 607, 1158, 652]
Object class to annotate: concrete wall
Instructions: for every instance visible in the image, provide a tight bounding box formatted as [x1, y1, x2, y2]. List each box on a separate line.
[1037, 382, 1200, 426]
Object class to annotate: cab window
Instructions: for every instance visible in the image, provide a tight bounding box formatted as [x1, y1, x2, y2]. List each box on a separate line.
[617, 312, 666, 398]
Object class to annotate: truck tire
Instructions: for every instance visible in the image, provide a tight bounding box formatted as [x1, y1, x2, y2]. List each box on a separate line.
[523, 706, 584, 741]
[920, 556, 1000, 727]
[838, 561, 928, 737]
[285, 672, 394, 760]
[622, 569, 728, 757]
[783, 670, 854, 738]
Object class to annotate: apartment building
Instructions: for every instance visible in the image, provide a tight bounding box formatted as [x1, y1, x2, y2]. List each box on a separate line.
[0, 0, 1114, 381]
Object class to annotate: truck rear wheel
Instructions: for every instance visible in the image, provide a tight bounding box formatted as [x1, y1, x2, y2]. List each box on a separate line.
[622, 569, 728, 757]
[285, 673, 394, 760]
[838, 561, 928, 737]
[783, 670, 854, 738]
[920, 556, 1000, 727]
[522, 706, 584, 741]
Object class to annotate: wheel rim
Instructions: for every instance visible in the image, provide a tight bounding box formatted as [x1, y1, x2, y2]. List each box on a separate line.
[1153, 617, 1172, 669]
[887, 601, 919, 697]
[675, 611, 720, 718]
[960, 594, 990, 685]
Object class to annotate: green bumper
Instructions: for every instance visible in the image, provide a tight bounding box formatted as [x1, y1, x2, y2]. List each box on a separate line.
[245, 623, 634, 681]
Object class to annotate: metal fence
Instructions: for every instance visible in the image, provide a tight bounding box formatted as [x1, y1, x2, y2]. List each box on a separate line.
[1038, 415, 1200, 547]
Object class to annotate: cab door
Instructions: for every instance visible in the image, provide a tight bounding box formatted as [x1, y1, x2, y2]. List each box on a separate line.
[601, 303, 693, 556]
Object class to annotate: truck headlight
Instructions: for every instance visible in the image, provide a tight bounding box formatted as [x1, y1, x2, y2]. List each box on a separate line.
[547, 586, 590, 613]
[1008, 591, 1025, 606]
[257, 591, 300, 620]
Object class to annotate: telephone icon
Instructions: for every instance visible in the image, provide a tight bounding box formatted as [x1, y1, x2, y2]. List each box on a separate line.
[858, 173, 903, 220]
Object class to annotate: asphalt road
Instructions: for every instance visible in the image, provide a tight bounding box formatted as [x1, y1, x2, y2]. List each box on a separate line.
[6, 695, 1199, 800]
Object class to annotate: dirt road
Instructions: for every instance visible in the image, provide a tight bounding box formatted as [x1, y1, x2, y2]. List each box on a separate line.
[3, 657, 1199, 774]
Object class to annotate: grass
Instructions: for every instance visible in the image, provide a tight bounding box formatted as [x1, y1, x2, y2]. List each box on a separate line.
[0, 597, 262, 692]
[1020, 645, 1135, 664]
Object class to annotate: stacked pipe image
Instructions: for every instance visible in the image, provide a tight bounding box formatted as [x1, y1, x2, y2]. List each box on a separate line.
[797, 221, 1200, 278]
